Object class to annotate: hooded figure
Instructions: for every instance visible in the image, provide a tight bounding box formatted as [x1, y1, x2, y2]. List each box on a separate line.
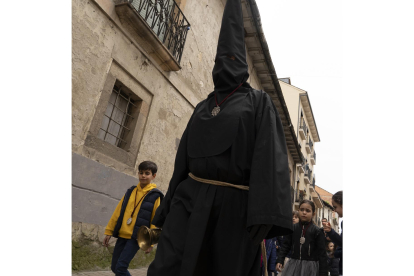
[147, 0, 293, 275]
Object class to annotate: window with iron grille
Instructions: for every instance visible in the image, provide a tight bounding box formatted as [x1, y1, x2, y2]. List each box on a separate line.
[97, 82, 140, 149]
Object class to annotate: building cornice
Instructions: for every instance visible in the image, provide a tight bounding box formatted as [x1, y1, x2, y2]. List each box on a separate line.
[300, 93, 320, 142]
[243, 0, 303, 164]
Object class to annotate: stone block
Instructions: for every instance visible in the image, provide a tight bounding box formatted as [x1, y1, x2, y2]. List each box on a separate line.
[81, 222, 100, 241]
[72, 222, 83, 242]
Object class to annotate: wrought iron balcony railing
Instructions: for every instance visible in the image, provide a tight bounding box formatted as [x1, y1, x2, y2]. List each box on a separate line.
[295, 190, 305, 202]
[300, 118, 308, 137]
[312, 151, 316, 162]
[127, 0, 191, 64]
[307, 137, 313, 152]
[312, 175, 315, 189]
[307, 168, 312, 180]
[304, 164, 309, 176]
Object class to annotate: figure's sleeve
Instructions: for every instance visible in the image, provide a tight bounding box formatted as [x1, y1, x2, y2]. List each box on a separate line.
[149, 197, 161, 229]
[276, 233, 292, 265]
[247, 92, 293, 237]
[316, 228, 328, 276]
[277, 236, 284, 248]
[326, 228, 342, 247]
[151, 107, 197, 227]
[104, 196, 124, 236]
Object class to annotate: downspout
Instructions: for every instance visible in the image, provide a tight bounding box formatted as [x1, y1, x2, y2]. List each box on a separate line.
[247, 0, 303, 164]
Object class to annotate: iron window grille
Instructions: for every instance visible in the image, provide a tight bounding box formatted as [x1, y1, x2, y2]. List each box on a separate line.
[98, 83, 138, 149]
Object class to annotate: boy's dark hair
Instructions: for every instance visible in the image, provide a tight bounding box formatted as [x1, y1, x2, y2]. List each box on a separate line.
[299, 199, 316, 213]
[332, 191, 343, 206]
[138, 161, 158, 175]
[322, 218, 328, 222]
[292, 211, 299, 217]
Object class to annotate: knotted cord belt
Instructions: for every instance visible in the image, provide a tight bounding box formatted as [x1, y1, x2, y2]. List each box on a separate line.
[188, 172, 249, 191]
[188, 173, 267, 276]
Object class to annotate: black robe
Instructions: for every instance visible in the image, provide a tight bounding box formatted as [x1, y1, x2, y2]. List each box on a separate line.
[147, 86, 293, 276]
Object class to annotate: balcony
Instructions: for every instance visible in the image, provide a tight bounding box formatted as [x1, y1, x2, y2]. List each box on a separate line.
[305, 137, 313, 154]
[310, 150, 316, 165]
[298, 118, 308, 140]
[304, 165, 311, 185]
[115, 0, 190, 71]
[298, 162, 305, 174]
[295, 190, 306, 203]
[309, 174, 315, 192]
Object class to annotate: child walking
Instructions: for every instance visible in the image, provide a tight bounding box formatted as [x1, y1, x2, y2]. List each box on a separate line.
[323, 191, 343, 276]
[278, 211, 300, 276]
[275, 200, 328, 276]
[326, 242, 340, 276]
[102, 161, 164, 276]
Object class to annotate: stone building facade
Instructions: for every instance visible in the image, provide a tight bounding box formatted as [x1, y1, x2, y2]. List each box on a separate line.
[72, 0, 304, 268]
[279, 79, 323, 212]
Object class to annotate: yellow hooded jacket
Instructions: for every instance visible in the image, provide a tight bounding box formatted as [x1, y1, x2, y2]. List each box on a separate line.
[104, 183, 160, 239]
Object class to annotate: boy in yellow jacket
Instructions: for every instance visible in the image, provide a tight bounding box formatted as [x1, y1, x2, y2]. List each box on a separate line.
[102, 161, 163, 276]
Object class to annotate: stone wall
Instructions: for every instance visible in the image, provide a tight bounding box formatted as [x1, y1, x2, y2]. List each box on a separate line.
[72, 0, 264, 190]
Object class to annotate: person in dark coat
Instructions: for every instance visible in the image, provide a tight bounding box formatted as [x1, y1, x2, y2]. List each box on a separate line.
[147, 0, 293, 275]
[323, 191, 343, 276]
[262, 239, 277, 276]
[326, 242, 340, 276]
[276, 200, 328, 276]
[273, 236, 283, 275]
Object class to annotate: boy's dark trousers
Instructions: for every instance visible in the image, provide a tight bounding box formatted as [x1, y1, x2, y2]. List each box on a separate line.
[111, 237, 140, 276]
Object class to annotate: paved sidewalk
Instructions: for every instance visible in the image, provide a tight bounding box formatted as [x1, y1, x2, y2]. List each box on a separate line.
[72, 267, 148, 276]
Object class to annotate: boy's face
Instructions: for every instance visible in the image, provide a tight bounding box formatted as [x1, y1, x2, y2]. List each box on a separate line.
[292, 215, 299, 224]
[138, 169, 156, 186]
[328, 242, 335, 252]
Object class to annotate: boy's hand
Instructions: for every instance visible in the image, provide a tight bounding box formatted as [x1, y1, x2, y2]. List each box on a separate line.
[276, 263, 283, 272]
[144, 247, 153, 254]
[103, 235, 111, 247]
[323, 222, 332, 233]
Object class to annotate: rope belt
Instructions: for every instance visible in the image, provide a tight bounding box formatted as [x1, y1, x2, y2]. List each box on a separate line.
[188, 172, 267, 276]
[188, 173, 249, 191]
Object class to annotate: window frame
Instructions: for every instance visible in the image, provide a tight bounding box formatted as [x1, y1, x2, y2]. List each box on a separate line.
[84, 64, 152, 168]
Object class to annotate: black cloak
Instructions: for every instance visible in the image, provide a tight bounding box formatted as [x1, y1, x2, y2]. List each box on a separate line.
[148, 0, 293, 275]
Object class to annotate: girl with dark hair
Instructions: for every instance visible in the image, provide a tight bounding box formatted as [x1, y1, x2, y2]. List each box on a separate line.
[326, 242, 340, 276]
[323, 191, 343, 276]
[275, 200, 328, 276]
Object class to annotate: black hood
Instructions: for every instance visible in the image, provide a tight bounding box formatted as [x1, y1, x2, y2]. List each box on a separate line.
[212, 0, 249, 93]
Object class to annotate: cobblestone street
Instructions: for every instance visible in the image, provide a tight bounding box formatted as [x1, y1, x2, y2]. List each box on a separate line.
[72, 267, 148, 276]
